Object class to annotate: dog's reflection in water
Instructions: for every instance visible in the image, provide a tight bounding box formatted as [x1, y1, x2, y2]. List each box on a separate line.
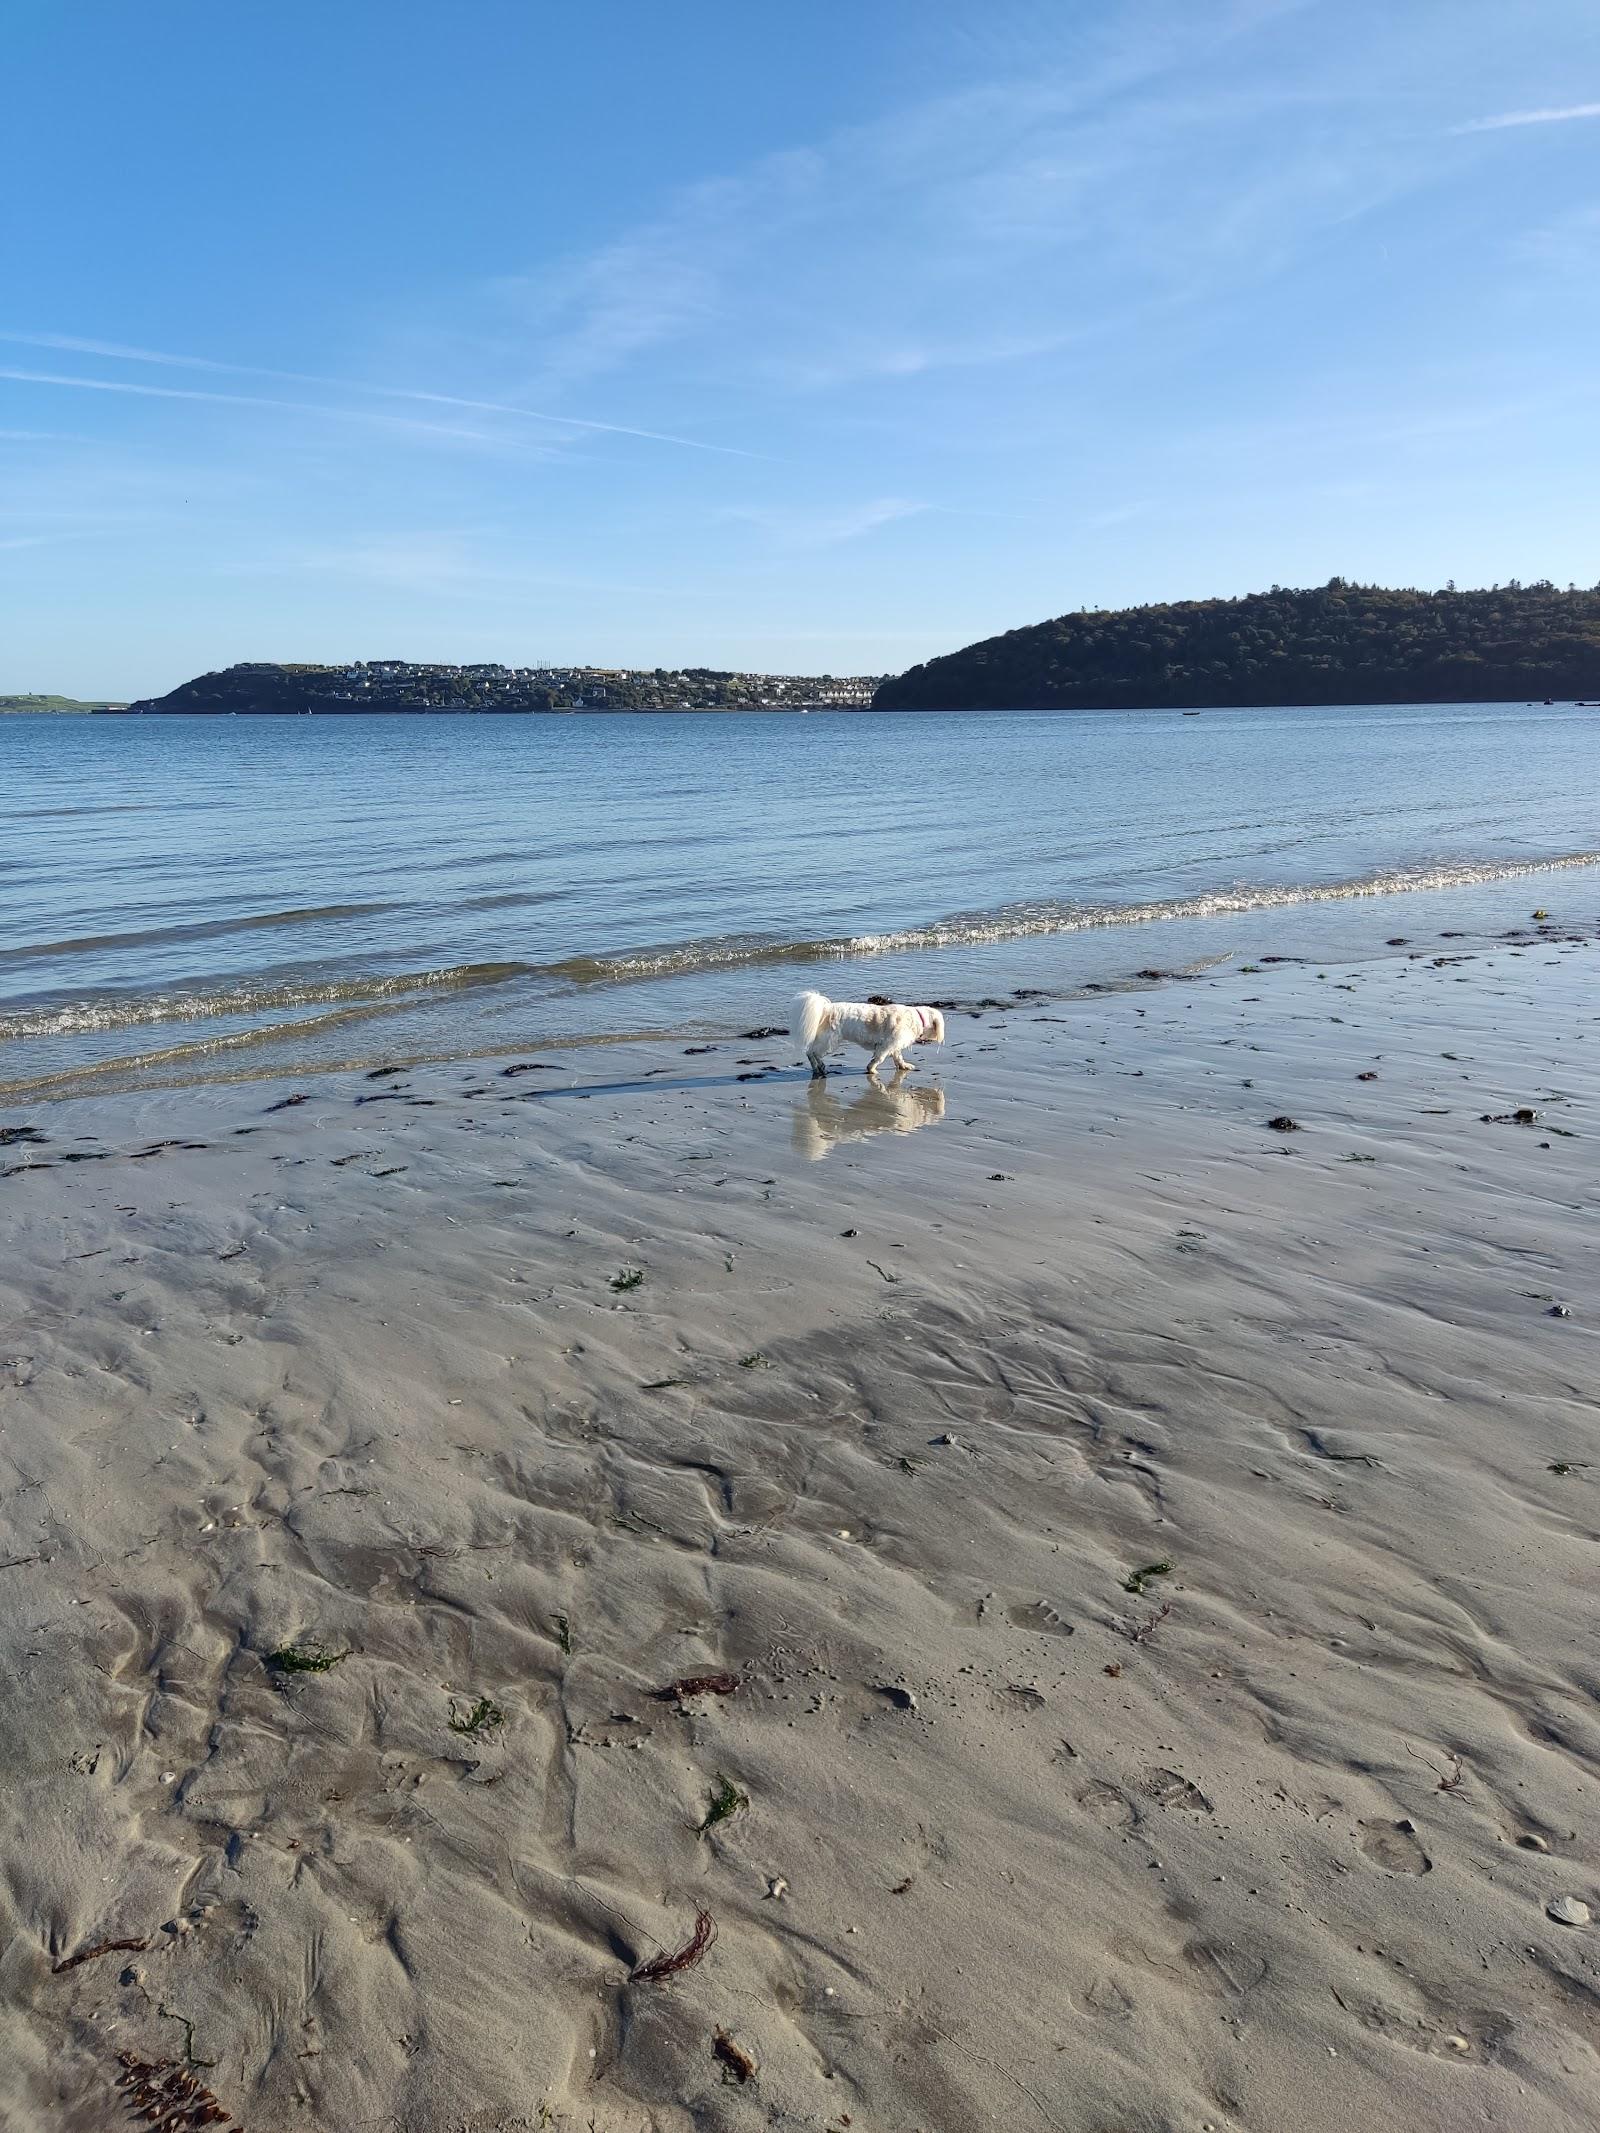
[792, 1072, 946, 1161]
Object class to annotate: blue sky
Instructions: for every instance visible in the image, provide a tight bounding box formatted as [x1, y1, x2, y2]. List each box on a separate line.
[5, 0, 1600, 696]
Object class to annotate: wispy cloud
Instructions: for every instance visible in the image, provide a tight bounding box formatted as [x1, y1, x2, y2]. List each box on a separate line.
[0, 13, 1455, 486]
[0, 330, 756, 457]
[1083, 500, 1156, 531]
[765, 327, 1083, 395]
[468, 17, 1442, 414]
[1517, 201, 1600, 275]
[484, 167, 772, 400]
[250, 534, 690, 603]
[720, 497, 928, 548]
[1454, 101, 1600, 134]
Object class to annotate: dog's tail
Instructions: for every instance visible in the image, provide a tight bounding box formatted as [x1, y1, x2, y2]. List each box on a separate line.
[797, 990, 835, 1054]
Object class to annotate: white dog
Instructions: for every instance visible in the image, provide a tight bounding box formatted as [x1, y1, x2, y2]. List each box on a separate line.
[797, 989, 946, 1080]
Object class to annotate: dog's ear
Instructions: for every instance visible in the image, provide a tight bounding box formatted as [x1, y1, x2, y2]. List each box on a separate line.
[930, 1009, 946, 1042]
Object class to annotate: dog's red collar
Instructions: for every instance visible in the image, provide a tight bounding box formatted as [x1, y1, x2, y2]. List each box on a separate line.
[911, 1006, 929, 1035]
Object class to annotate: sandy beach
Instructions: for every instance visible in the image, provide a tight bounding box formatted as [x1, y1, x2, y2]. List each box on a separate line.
[3, 934, 1598, 2133]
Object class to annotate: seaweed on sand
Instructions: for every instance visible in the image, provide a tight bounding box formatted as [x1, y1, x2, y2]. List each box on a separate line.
[1121, 1560, 1172, 1596]
[267, 1640, 350, 1674]
[658, 1672, 740, 1704]
[448, 1695, 504, 1736]
[698, 1775, 749, 1836]
[630, 1907, 717, 1983]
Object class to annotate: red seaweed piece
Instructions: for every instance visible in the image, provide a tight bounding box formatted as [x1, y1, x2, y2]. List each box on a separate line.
[631, 1908, 716, 1983]
[657, 1672, 740, 1703]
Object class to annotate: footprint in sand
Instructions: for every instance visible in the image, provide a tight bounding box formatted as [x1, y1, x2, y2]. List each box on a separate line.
[1078, 1781, 1139, 1830]
[1341, 1993, 1507, 2061]
[1183, 1939, 1268, 1997]
[1082, 1973, 1136, 2022]
[1359, 1818, 1432, 1873]
[1005, 1599, 1075, 1637]
[1141, 1767, 1213, 1813]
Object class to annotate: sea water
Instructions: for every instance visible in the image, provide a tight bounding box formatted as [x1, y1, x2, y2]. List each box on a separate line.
[4, 701, 1598, 1098]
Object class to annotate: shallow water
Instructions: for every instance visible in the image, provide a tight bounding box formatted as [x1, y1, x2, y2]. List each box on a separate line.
[4, 702, 1598, 1096]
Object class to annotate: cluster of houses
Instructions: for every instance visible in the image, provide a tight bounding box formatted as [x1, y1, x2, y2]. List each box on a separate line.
[119, 659, 891, 716]
[325, 661, 884, 710]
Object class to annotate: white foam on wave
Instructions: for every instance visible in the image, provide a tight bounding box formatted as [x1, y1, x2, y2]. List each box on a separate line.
[0, 960, 529, 1041]
[7, 850, 1597, 1049]
[555, 851, 1600, 986]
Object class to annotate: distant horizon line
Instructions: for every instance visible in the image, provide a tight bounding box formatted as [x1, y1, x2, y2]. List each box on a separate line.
[14, 576, 1600, 706]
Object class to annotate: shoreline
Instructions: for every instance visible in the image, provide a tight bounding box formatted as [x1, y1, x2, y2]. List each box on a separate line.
[3, 942, 1598, 2130]
[6, 861, 1599, 1108]
[88, 694, 1600, 715]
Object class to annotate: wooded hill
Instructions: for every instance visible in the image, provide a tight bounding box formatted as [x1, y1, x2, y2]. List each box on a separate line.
[874, 581, 1600, 710]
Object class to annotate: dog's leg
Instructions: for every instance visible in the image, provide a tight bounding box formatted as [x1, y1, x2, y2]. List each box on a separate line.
[807, 1049, 828, 1079]
[893, 1052, 915, 1072]
[867, 1044, 894, 1079]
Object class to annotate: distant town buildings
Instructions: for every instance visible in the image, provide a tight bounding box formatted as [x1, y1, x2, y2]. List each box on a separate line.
[127, 660, 887, 715]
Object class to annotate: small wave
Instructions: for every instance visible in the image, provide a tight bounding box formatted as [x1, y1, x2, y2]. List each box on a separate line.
[547, 851, 1600, 987]
[0, 901, 404, 966]
[548, 934, 825, 985]
[0, 960, 528, 1040]
[0, 1017, 680, 1104]
[0, 994, 474, 1098]
[458, 889, 573, 913]
[12, 802, 167, 820]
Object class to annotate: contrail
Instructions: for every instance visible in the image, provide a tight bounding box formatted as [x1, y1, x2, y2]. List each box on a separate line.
[0, 366, 499, 442]
[0, 329, 757, 456]
[1453, 100, 1600, 134]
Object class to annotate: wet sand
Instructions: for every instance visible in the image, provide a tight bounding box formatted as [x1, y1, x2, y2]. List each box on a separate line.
[2, 937, 1597, 2132]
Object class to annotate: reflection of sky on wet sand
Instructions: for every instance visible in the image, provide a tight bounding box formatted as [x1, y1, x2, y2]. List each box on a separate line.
[792, 1074, 946, 1161]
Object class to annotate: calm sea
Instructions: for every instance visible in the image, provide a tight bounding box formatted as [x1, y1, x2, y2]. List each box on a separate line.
[4, 703, 1598, 1099]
